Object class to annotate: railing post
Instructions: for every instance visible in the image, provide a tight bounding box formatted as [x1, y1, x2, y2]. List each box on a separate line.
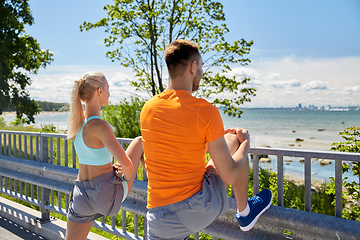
[72, 142, 77, 168]
[335, 160, 342, 218]
[3, 134, 6, 155]
[277, 155, 284, 207]
[64, 138, 68, 167]
[8, 134, 11, 156]
[304, 157, 311, 212]
[0, 133, 2, 155]
[253, 154, 259, 195]
[40, 133, 50, 222]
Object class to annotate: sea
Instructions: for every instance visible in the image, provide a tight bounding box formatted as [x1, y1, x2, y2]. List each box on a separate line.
[1, 108, 359, 182]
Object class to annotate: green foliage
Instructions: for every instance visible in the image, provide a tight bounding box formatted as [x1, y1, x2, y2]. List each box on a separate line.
[36, 101, 69, 112]
[330, 127, 360, 221]
[10, 117, 26, 126]
[80, 0, 256, 117]
[101, 97, 145, 138]
[331, 127, 360, 154]
[0, 0, 54, 123]
[0, 117, 6, 126]
[247, 167, 335, 216]
[40, 123, 57, 133]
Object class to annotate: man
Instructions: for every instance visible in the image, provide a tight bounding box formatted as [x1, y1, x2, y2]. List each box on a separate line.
[140, 39, 272, 239]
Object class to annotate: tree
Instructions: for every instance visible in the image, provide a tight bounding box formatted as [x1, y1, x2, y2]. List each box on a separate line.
[101, 97, 145, 138]
[80, 0, 256, 117]
[0, 0, 53, 123]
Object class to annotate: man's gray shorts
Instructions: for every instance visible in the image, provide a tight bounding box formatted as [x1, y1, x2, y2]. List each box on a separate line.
[67, 171, 128, 223]
[146, 173, 229, 240]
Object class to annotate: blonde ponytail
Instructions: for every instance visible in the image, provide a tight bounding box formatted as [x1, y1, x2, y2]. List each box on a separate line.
[67, 72, 107, 139]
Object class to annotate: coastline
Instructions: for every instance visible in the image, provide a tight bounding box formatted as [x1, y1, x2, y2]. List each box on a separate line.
[0, 111, 69, 117]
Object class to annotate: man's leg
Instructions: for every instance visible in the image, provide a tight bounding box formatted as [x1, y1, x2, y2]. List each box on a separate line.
[124, 136, 144, 194]
[208, 132, 272, 232]
[206, 133, 248, 211]
[224, 133, 249, 212]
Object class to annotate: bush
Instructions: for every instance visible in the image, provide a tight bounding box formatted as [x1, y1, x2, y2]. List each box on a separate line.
[41, 123, 57, 133]
[329, 126, 360, 221]
[0, 117, 6, 127]
[10, 117, 26, 126]
[101, 97, 146, 138]
[246, 167, 335, 215]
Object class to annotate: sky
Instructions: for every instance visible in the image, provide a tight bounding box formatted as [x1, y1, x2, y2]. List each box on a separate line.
[24, 0, 360, 108]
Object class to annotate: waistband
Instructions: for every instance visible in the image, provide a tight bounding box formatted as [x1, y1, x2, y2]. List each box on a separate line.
[75, 171, 122, 188]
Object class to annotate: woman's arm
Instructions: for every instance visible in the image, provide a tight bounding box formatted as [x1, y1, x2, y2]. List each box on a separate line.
[97, 120, 133, 180]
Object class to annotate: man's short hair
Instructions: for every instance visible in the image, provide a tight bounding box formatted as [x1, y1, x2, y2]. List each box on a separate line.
[164, 40, 200, 73]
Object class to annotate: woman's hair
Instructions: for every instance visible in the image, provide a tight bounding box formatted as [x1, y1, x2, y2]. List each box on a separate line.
[67, 72, 107, 139]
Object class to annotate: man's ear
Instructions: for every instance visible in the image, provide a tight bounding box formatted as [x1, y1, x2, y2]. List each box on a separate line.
[189, 61, 196, 75]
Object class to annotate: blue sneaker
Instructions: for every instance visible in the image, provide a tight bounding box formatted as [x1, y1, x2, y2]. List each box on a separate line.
[235, 188, 273, 231]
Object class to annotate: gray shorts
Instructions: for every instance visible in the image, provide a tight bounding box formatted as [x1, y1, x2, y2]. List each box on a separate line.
[146, 173, 229, 240]
[67, 171, 128, 223]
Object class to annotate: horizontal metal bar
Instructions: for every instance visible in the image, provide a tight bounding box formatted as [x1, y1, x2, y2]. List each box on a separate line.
[44, 205, 68, 217]
[0, 167, 74, 194]
[92, 221, 140, 240]
[0, 130, 67, 139]
[0, 188, 40, 207]
[250, 147, 360, 162]
[0, 155, 78, 182]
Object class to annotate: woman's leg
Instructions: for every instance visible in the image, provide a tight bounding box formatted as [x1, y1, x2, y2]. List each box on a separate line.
[65, 220, 94, 240]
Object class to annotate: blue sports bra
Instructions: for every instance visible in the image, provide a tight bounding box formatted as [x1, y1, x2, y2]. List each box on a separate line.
[74, 116, 112, 166]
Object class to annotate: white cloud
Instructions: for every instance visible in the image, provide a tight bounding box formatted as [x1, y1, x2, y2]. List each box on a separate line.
[268, 82, 284, 88]
[250, 80, 262, 86]
[268, 79, 301, 88]
[265, 73, 281, 81]
[303, 80, 328, 90]
[343, 85, 360, 93]
[226, 67, 260, 80]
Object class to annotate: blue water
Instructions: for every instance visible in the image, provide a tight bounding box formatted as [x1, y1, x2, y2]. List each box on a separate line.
[220, 108, 359, 182]
[2, 108, 359, 182]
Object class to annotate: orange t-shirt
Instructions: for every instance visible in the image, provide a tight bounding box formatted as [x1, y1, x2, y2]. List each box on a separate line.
[140, 90, 225, 208]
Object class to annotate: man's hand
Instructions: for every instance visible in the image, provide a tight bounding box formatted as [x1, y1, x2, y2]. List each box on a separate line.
[225, 128, 250, 144]
[235, 128, 250, 144]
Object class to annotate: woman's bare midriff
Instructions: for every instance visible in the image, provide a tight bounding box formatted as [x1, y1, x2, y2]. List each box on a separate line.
[77, 162, 113, 181]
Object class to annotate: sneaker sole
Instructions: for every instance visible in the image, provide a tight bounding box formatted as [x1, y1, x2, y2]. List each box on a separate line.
[240, 193, 273, 231]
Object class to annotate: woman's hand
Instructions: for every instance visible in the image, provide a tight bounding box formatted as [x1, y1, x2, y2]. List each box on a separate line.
[113, 162, 123, 179]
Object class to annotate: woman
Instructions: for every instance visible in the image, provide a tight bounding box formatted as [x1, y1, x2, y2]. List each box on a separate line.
[65, 72, 143, 240]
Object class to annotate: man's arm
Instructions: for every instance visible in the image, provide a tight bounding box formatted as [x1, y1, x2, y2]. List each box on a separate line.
[207, 128, 250, 185]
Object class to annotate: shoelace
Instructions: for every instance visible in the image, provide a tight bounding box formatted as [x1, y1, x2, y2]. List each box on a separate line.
[249, 195, 262, 206]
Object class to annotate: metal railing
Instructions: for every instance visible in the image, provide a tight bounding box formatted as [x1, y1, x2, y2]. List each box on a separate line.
[0, 130, 359, 240]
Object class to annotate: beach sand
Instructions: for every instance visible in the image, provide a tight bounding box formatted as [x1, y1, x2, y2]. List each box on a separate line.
[0, 111, 16, 117]
[250, 134, 334, 151]
[284, 174, 324, 188]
